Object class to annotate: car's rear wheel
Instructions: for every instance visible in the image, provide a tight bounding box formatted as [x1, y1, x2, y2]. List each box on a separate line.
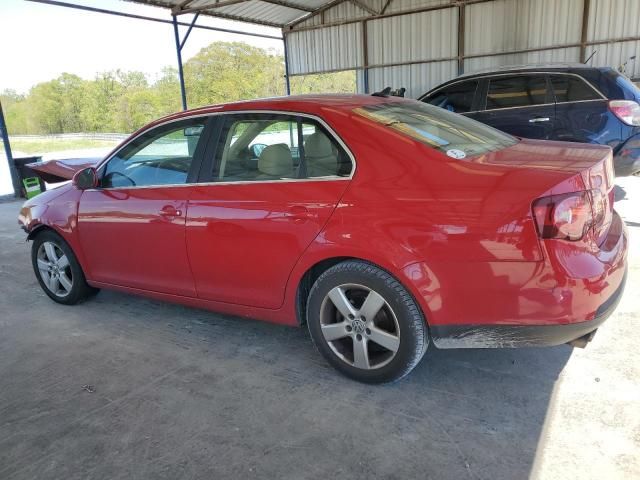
[307, 260, 428, 383]
[31, 230, 98, 305]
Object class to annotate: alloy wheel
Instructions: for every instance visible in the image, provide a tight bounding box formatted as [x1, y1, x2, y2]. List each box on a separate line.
[319, 283, 400, 370]
[36, 241, 73, 298]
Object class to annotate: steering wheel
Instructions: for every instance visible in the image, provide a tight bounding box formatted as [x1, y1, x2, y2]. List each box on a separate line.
[104, 171, 136, 188]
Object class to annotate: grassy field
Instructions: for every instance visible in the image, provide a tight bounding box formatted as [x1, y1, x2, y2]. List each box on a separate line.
[9, 138, 120, 155]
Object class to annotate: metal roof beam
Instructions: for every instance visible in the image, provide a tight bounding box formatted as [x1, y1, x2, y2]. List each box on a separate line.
[26, 0, 282, 38]
[260, 1, 314, 12]
[172, 0, 313, 17]
[285, 0, 348, 28]
[172, 0, 247, 16]
[287, 0, 496, 32]
[193, 9, 285, 27]
[349, 0, 378, 16]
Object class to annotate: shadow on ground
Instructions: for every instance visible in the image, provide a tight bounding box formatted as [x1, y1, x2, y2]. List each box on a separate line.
[0, 268, 571, 479]
[614, 184, 627, 201]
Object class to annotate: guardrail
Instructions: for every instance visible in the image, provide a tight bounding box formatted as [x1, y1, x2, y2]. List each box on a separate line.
[9, 133, 129, 142]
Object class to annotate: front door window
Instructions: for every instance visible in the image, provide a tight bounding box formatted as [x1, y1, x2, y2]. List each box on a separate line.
[102, 120, 206, 188]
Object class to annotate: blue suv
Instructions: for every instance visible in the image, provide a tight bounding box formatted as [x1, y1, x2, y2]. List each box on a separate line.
[420, 64, 640, 176]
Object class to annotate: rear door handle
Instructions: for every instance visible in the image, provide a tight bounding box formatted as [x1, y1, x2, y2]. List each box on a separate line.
[529, 117, 550, 123]
[159, 205, 182, 218]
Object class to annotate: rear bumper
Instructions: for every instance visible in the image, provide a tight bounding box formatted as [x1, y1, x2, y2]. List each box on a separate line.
[406, 209, 628, 350]
[431, 270, 626, 348]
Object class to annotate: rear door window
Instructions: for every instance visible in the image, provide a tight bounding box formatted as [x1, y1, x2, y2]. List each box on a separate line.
[422, 80, 479, 113]
[485, 75, 549, 110]
[550, 75, 602, 102]
[211, 114, 352, 182]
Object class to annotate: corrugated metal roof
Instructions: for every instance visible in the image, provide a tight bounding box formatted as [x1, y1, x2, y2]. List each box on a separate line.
[214, 1, 307, 26]
[287, 22, 363, 74]
[122, 0, 640, 86]
[588, 0, 640, 41]
[126, 0, 336, 28]
[464, 0, 583, 56]
[367, 8, 458, 65]
[366, 60, 457, 97]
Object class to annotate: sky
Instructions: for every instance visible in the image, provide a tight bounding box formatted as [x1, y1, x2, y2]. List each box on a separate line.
[0, 0, 283, 93]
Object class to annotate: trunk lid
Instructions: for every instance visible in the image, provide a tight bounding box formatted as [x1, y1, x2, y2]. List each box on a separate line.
[476, 138, 615, 246]
[25, 157, 102, 183]
[471, 138, 611, 177]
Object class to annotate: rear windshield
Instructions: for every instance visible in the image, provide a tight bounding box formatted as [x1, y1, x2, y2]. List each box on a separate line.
[604, 69, 640, 101]
[355, 101, 517, 159]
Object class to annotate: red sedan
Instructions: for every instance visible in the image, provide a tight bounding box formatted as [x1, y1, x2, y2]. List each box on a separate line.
[18, 95, 628, 383]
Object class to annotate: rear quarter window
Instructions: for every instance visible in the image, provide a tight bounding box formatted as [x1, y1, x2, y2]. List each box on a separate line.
[550, 75, 601, 102]
[601, 68, 640, 101]
[355, 101, 517, 159]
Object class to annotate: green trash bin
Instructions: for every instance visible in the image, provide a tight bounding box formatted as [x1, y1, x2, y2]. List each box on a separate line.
[22, 177, 42, 199]
[14, 156, 46, 198]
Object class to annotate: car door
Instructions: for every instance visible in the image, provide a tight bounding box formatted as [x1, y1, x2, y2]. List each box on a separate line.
[420, 79, 481, 115]
[472, 74, 556, 139]
[549, 73, 609, 143]
[185, 113, 354, 309]
[77, 116, 213, 297]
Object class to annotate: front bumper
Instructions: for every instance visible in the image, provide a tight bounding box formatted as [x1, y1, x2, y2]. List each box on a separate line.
[431, 270, 627, 348]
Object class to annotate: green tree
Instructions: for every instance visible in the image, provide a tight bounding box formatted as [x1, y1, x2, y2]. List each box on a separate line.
[3, 41, 359, 135]
[183, 42, 286, 107]
[290, 71, 356, 94]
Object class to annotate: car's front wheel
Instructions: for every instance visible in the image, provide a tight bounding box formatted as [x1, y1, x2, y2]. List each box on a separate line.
[307, 260, 428, 383]
[31, 230, 98, 305]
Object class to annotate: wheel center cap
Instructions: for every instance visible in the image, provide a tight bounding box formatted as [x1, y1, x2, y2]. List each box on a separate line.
[352, 318, 365, 334]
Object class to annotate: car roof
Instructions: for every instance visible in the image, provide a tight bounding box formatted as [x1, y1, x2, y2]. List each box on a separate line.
[418, 63, 612, 97]
[454, 63, 608, 80]
[155, 94, 392, 125]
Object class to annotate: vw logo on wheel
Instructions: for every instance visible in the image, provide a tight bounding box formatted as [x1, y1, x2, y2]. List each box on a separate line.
[352, 318, 366, 334]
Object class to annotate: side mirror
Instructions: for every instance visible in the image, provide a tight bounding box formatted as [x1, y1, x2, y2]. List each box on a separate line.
[72, 167, 98, 190]
[251, 143, 268, 158]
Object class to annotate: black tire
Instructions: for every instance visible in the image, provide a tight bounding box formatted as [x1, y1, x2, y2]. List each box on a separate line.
[31, 229, 99, 305]
[307, 260, 428, 384]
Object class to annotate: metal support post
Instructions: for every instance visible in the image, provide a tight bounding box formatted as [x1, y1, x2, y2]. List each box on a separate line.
[283, 34, 291, 95]
[0, 101, 20, 197]
[173, 13, 200, 110]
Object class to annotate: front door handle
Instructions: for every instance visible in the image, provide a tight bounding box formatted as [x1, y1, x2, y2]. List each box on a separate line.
[529, 117, 550, 123]
[159, 205, 182, 218]
[286, 205, 312, 223]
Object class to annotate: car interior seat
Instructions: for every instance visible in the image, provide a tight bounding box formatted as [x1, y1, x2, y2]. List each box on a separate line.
[257, 143, 294, 180]
[304, 132, 338, 177]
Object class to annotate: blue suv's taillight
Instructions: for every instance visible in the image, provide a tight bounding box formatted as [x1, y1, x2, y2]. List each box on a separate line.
[609, 100, 640, 126]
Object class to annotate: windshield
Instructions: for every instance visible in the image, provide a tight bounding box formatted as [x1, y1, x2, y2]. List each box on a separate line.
[355, 101, 517, 158]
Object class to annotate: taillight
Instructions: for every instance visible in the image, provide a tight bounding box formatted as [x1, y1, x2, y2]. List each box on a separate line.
[609, 100, 640, 126]
[533, 191, 593, 241]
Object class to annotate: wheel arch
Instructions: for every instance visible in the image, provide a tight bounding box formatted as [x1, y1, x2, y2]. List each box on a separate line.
[294, 255, 432, 330]
[27, 223, 56, 241]
[295, 256, 353, 326]
[27, 223, 92, 280]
